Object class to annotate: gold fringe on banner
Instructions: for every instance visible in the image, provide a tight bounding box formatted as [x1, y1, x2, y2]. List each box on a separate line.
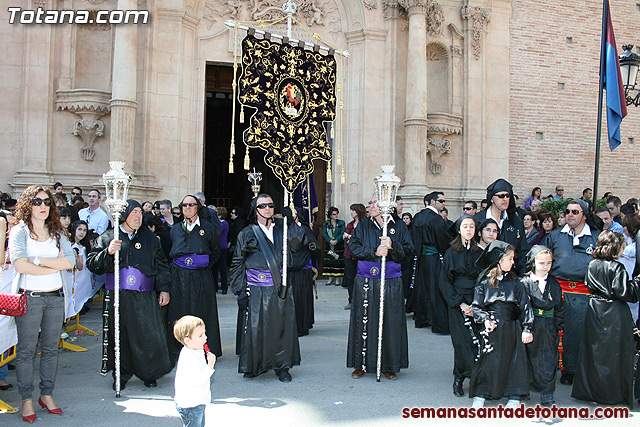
[244, 145, 251, 171]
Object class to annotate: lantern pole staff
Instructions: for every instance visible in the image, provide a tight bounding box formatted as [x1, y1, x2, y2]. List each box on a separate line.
[373, 165, 401, 382]
[102, 161, 131, 398]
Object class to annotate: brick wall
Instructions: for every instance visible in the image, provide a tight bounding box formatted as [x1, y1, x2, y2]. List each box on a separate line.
[510, 0, 640, 203]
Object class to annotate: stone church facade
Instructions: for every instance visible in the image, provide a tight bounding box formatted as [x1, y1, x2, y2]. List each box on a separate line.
[2, 0, 639, 216]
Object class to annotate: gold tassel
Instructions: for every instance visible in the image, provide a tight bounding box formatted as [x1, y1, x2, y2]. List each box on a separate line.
[341, 168, 345, 184]
[336, 149, 341, 166]
[331, 122, 334, 139]
[229, 156, 234, 173]
[326, 163, 332, 183]
[240, 105, 245, 123]
[244, 146, 250, 170]
[230, 141, 235, 156]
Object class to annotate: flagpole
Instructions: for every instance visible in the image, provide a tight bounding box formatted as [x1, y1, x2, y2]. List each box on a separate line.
[593, 0, 609, 210]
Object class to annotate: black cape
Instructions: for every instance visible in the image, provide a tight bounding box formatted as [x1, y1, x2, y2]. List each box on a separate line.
[411, 208, 450, 333]
[346, 216, 413, 373]
[439, 245, 482, 379]
[86, 226, 172, 382]
[288, 221, 321, 336]
[167, 219, 222, 360]
[469, 276, 534, 399]
[572, 259, 640, 408]
[230, 219, 300, 375]
[521, 275, 564, 395]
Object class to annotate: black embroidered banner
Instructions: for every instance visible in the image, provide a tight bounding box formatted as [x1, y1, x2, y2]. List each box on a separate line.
[238, 34, 336, 193]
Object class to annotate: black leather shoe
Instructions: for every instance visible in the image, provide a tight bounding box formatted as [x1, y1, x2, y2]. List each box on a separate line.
[0, 383, 13, 391]
[559, 373, 573, 385]
[143, 380, 157, 388]
[277, 370, 292, 383]
[453, 379, 464, 397]
[243, 372, 257, 378]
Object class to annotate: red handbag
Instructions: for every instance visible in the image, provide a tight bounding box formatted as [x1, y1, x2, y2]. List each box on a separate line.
[0, 289, 27, 317]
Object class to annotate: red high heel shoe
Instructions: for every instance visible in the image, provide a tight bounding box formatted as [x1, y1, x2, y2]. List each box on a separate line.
[22, 413, 36, 423]
[38, 396, 63, 415]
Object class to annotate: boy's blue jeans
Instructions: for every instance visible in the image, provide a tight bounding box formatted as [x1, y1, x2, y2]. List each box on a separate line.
[176, 404, 206, 427]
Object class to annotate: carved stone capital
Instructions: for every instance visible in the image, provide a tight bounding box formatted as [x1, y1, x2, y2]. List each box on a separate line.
[398, 0, 430, 16]
[73, 119, 105, 161]
[382, 1, 405, 19]
[426, 138, 450, 174]
[461, 5, 491, 60]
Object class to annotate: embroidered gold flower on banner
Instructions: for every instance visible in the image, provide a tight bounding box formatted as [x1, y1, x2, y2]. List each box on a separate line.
[239, 34, 336, 193]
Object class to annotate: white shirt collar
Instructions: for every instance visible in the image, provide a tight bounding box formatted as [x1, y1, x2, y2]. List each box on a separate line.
[426, 206, 439, 215]
[258, 220, 275, 242]
[184, 217, 201, 232]
[486, 208, 508, 229]
[119, 224, 137, 240]
[560, 223, 591, 246]
[530, 272, 548, 293]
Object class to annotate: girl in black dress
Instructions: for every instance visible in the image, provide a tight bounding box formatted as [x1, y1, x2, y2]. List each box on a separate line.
[469, 240, 534, 408]
[522, 246, 564, 406]
[439, 215, 482, 396]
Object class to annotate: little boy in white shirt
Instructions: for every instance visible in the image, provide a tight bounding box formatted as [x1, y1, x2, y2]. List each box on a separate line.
[173, 315, 216, 427]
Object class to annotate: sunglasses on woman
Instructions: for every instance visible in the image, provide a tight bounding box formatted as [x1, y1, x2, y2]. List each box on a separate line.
[32, 197, 52, 207]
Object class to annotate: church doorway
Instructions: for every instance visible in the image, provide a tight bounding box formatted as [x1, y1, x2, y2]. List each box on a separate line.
[203, 63, 327, 224]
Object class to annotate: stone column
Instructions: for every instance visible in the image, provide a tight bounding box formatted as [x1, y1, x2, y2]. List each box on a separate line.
[399, 1, 429, 210]
[109, 0, 138, 163]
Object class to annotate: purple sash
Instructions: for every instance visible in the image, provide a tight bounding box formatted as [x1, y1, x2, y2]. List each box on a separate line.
[246, 268, 283, 287]
[357, 260, 402, 279]
[302, 260, 313, 270]
[105, 267, 155, 292]
[173, 254, 209, 269]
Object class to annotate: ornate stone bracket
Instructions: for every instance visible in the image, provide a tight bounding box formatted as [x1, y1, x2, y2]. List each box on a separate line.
[55, 89, 111, 162]
[426, 138, 450, 174]
[461, 5, 491, 60]
[73, 119, 105, 161]
[426, 113, 462, 174]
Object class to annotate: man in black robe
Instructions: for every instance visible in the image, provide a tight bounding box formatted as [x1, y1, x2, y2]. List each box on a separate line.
[544, 199, 600, 385]
[347, 195, 413, 380]
[284, 206, 321, 337]
[411, 191, 450, 333]
[166, 195, 222, 362]
[230, 194, 300, 382]
[473, 178, 529, 275]
[87, 200, 172, 389]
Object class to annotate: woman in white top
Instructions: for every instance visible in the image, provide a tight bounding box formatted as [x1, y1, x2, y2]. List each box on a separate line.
[8, 185, 75, 422]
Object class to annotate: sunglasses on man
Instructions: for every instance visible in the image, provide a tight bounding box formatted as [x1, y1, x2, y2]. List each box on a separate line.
[32, 197, 52, 207]
[257, 203, 275, 209]
[564, 209, 582, 215]
[494, 193, 510, 199]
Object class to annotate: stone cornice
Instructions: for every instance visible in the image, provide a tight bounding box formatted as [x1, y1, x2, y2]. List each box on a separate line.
[427, 113, 463, 136]
[55, 89, 111, 116]
[344, 28, 388, 43]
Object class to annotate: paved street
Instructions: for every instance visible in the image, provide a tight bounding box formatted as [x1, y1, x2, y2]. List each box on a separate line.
[0, 279, 637, 426]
